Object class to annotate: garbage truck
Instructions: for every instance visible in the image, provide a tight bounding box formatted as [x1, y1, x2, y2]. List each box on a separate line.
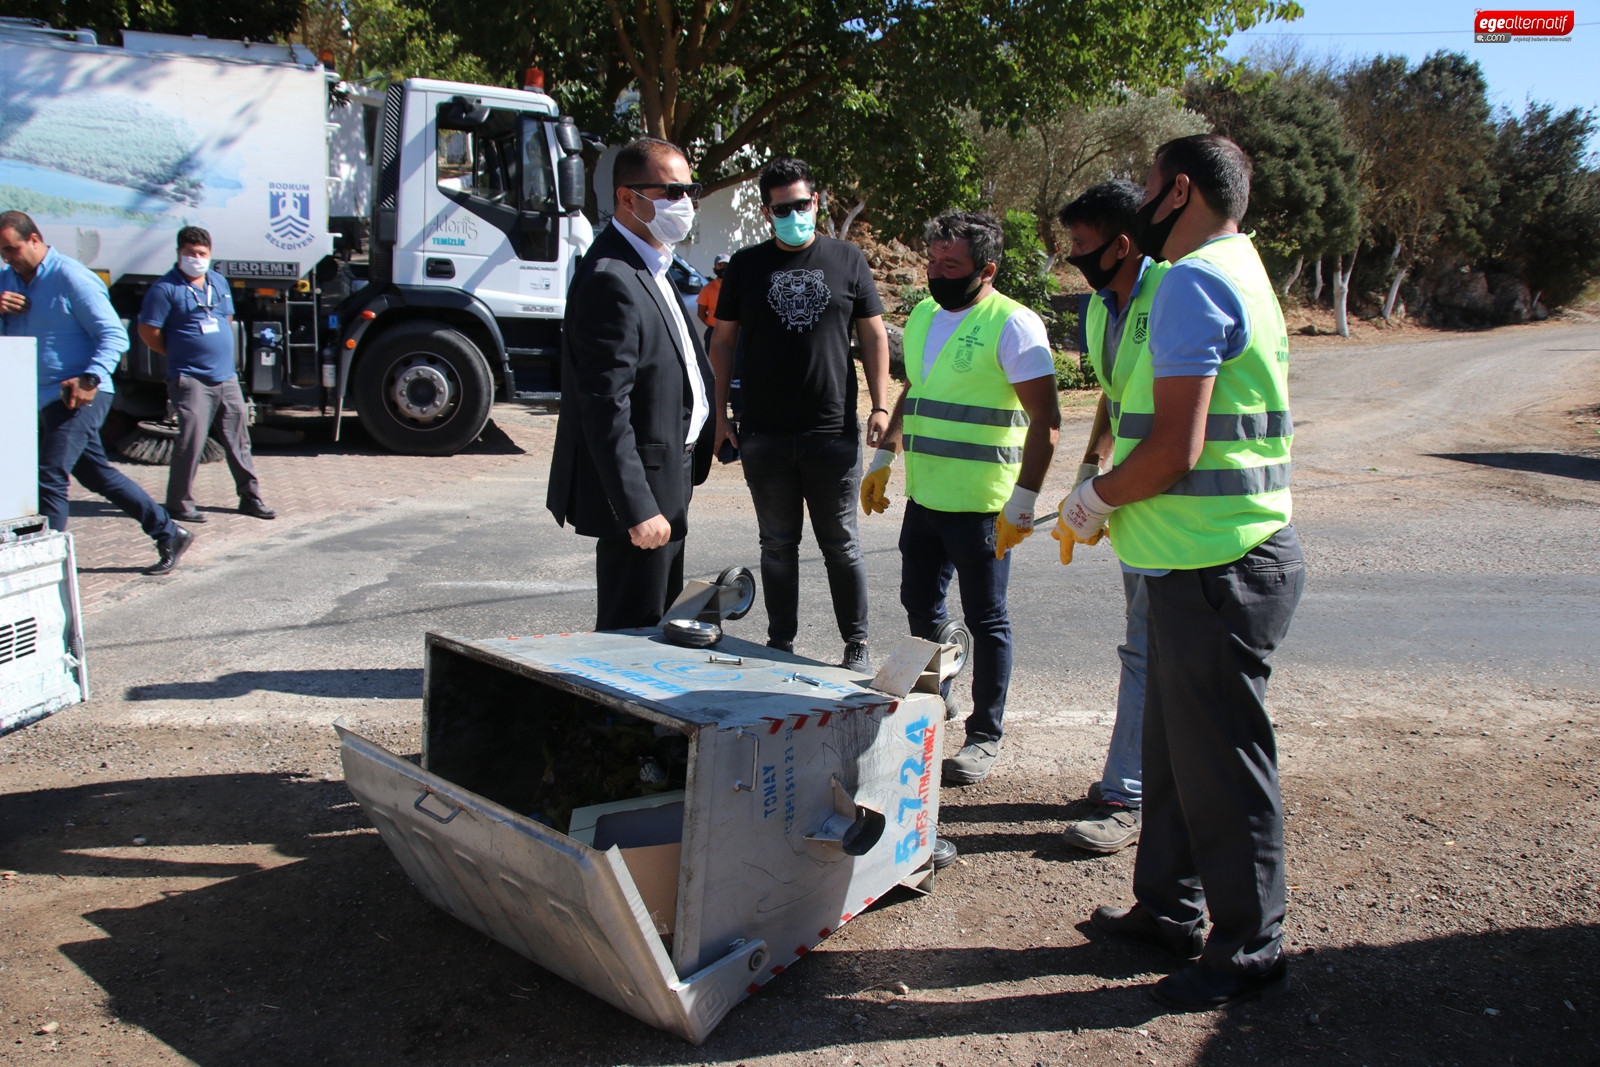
[0, 19, 595, 455]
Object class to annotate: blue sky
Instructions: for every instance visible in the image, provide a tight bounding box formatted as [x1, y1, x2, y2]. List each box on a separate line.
[1226, 0, 1599, 152]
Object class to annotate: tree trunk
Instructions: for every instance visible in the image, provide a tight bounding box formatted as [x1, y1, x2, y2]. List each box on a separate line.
[1333, 248, 1359, 338]
[839, 198, 868, 241]
[1311, 259, 1325, 303]
[1382, 264, 1408, 322]
[1280, 254, 1304, 298]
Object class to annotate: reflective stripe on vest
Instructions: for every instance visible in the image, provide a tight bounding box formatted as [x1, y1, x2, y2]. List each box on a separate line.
[1117, 409, 1294, 441]
[901, 292, 1028, 514]
[1107, 234, 1294, 570]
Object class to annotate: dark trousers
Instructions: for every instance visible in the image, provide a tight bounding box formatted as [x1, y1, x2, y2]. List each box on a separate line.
[898, 499, 1012, 742]
[165, 375, 262, 513]
[740, 432, 868, 647]
[594, 536, 685, 631]
[1133, 525, 1305, 976]
[593, 448, 693, 631]
[38, 390, 177, 543]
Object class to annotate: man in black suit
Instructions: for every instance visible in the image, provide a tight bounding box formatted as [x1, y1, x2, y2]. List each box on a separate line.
[548, 138, 715, 630]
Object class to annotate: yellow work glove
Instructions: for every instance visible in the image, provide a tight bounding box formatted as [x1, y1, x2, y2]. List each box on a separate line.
[994, 485, 1038, 559]
[861, 448, 895, 515]
[1050, 523, 1105, 565]
[1051, 477, 1117, 566]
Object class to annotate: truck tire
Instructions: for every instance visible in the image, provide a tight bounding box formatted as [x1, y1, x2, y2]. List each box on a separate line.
[354, 320, 493, 456]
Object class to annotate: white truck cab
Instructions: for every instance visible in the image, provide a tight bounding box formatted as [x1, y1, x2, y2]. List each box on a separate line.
[332, 79, 592, 453]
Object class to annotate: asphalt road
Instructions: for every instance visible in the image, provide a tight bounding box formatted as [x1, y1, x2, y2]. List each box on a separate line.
[81, 322, 1600, 732]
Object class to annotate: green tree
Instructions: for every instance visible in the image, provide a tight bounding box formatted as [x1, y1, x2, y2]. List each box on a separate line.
[431, 0, 1302, 196]
[0, 0, 302, 46]
[1185, 65, 1361, 294]
[1484, 102, 1600, 308]
[294, 0, 490, 84]
[969, 90, 1210, 259]
[1339, 51, 1498, 320]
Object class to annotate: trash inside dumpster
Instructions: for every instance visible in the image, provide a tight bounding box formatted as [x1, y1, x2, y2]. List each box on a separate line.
[337, 626, 954, 1043]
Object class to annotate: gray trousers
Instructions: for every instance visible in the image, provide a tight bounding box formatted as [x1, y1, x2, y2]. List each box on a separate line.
[165, 375, 262, 514]
[1133, 525, 1304, 976]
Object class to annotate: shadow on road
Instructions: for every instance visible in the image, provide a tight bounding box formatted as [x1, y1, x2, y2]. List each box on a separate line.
[2, 772, 1593, 1065]
[1434, 451, 1600, 482]
[123, 668, 424, 701]
[246, 415, 526, 457]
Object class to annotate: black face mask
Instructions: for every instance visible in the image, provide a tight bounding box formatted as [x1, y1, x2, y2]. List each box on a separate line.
[1132, 179, 1184, 263]
[927, 267, 984, 311]
[713, 267, 725, 278]
[1065, 236, 1126, 291]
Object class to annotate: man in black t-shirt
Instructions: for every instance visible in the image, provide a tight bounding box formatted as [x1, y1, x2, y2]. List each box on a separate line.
[710, 157, 892, 672]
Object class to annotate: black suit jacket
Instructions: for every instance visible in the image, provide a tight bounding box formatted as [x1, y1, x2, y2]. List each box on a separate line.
[547, 222, 715, 540]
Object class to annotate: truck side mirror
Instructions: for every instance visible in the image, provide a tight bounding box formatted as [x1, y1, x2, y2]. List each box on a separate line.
[554, 116, 582, 155]
[557, 154, 586, 215]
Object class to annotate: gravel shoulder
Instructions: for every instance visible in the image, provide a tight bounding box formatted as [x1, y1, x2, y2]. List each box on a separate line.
[2, 324, 1597, 1067]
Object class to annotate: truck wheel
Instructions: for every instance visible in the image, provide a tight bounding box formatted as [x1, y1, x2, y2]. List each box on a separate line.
[354, 320, 493, 456]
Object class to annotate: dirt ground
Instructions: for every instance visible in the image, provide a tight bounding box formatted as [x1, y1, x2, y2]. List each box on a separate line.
[2, 322, 1597, 1067]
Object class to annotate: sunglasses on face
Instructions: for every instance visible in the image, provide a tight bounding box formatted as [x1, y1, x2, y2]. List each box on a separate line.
[625, 182, 703, 202]
[765, 197, 814, 218]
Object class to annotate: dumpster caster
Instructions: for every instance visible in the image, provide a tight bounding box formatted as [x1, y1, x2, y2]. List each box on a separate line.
[930, 836, 958, 870]
[664, 618, 722, 648]
[716, 566, 757, 621]
[747, 947, 768, 971]
[932, 620, 971, 675]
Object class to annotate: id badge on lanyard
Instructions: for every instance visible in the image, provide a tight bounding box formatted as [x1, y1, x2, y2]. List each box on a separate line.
[193, 280, 220, 333]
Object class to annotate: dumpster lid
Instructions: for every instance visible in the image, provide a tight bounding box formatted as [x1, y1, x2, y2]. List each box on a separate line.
[427, 630, 902, 729]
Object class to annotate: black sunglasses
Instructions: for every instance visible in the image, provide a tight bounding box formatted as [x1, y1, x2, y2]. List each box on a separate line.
[625, 182, 703, 202]
[765, 197, 814, 218]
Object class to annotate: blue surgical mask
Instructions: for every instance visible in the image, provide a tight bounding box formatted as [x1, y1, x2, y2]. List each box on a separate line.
[773, 206, 815, 246]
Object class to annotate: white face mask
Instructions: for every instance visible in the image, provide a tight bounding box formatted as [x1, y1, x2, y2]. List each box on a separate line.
[632, 195, 695, 247]
[179, 254, 210, 280]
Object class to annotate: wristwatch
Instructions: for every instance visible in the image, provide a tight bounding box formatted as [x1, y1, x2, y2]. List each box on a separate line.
[77, 373, 100, 389]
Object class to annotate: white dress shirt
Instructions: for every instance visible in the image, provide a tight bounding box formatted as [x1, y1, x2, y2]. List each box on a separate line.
[612, 220, 710, 445]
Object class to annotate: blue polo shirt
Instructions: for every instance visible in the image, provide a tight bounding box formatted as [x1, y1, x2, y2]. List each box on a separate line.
[0, 248, 128, 410]
[139, 268, 237, 383]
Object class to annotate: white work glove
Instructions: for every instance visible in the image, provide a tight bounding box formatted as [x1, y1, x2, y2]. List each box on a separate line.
[861, 448, 896, 515]
[994, 485, 1038, 558]
[1057, 476, 1117, 542]
[1073, 462, 1102, 489]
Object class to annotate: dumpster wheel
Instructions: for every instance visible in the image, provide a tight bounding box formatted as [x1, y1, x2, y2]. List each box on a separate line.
[716, 566, 757, 621]
[932, 619, 972, 675]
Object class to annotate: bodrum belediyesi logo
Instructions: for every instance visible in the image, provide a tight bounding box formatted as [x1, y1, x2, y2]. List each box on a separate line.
[267, 184, 314, 250]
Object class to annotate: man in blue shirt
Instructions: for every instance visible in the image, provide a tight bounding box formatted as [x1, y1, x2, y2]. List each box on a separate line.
[138, 227, 274, 522]
[0, 211, 193, 576]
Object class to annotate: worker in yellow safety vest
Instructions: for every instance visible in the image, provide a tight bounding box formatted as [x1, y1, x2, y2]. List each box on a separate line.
[1055, 135, 1304, 1012]
[1052, 179, 1169, 857]
[863, 210, 1060, 787]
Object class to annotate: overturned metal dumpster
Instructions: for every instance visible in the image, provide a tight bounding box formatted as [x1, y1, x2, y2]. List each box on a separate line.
[337, 625, 954, 1043]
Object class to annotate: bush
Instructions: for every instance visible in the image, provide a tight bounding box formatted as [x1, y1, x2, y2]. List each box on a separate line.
[1053, 350, 1099, 391]
[994, 209, 1059, 314]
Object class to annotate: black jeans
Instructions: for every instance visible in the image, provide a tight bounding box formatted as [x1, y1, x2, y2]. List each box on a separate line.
[37, 390, 177, 543]
[739, 432, 868, 647]
[1133, 525, 1305, 976]
[898, 500, 1012, 743]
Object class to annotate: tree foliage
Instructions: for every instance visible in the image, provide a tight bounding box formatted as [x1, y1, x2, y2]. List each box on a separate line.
[1185, 66, 1360, 268]
[970, 91, 1209, 256]
[429, 0, 1302, 195]
[0, 0, 302, 46]
[1483, 103, 1600, 307]
[294, 0, 490, 84]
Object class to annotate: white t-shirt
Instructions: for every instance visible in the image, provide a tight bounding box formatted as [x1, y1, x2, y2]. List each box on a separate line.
[920, 302, 1056, 384]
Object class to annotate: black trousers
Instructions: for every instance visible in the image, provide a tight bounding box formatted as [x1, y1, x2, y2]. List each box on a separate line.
[1133, 524, 1304, 976]
[593, 448, 693, 631]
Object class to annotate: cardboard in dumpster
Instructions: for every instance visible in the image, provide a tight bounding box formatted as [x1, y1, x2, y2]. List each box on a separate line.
[337, 628, 955, 1043]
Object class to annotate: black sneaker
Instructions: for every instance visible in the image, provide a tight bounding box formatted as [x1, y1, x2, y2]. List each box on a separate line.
[1151, 957, 1289, 1012]
[841, 641, 871, 674]
[766, 639, 795, 654]
[1089, 904, 1203, 961]
[143, 526, 195, 576]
